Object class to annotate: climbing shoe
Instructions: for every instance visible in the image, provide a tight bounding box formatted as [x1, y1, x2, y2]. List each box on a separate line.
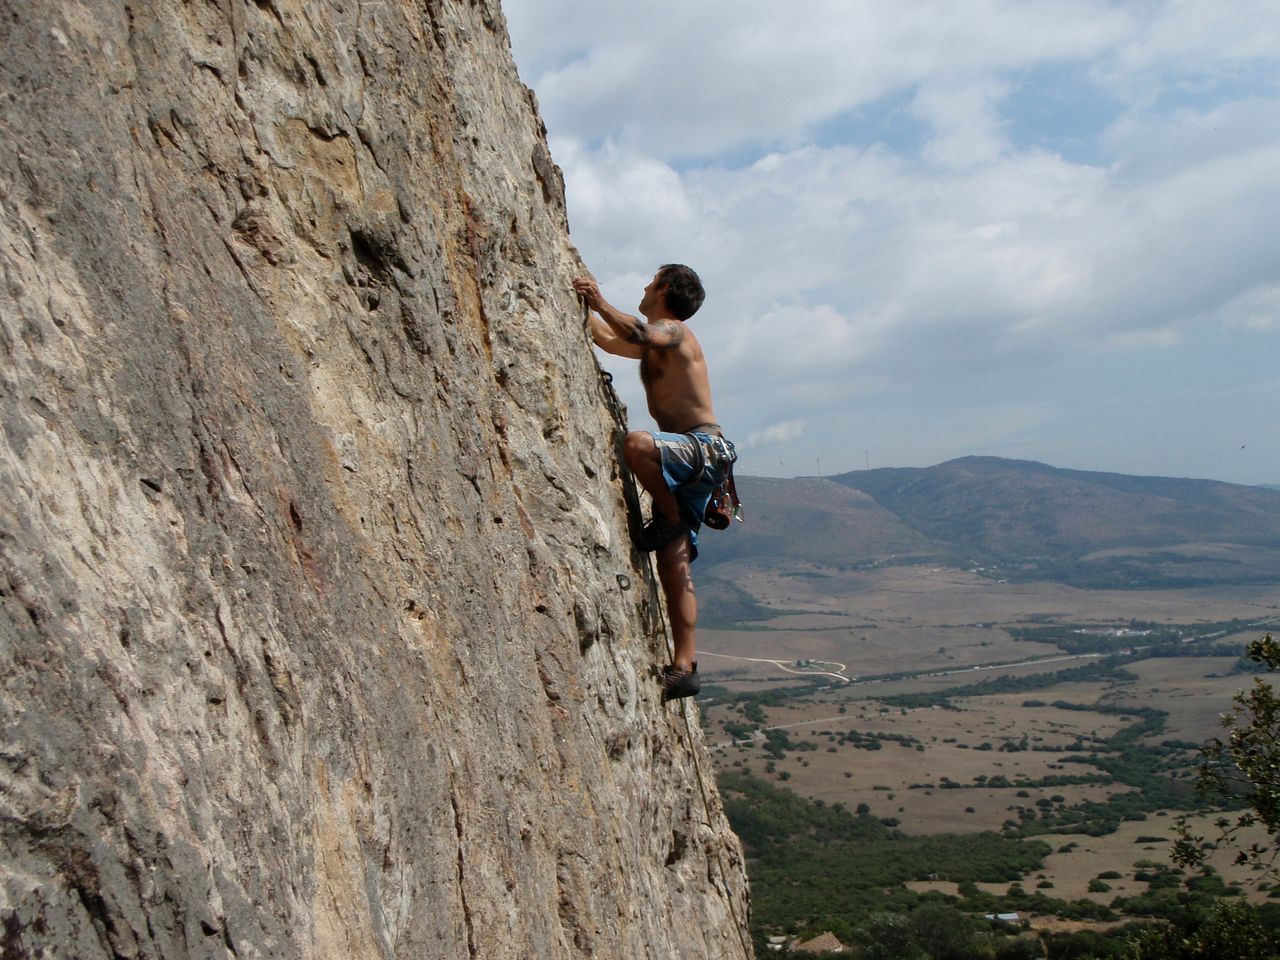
[660, 663, 701, 702]
[636, 513, 686, 552]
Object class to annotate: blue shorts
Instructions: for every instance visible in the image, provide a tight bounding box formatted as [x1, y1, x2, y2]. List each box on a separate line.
[651, 431, 736, 562]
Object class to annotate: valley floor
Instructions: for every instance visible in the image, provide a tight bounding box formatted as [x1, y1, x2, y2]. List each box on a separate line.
[698, 564, 1280, 949]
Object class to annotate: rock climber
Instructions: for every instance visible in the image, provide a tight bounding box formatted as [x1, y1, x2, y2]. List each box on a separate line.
[574, 264, 736, 702]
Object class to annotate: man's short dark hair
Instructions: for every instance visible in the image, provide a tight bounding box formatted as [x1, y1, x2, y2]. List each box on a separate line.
[657, 263, 705, 320]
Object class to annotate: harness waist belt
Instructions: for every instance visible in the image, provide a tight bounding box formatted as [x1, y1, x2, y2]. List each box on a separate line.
[683, 421, 723, 437]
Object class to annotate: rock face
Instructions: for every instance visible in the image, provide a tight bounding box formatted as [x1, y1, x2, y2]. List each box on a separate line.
[0, 2, 752, 957]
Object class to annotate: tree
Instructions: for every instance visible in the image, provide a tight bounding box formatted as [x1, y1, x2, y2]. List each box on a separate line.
[909, 904, 992, 960]
[1122, 899, 1275, 960]
[1173, 634, 1280, 879]
[994, 938, 1041, 960]
[854, 912, 926, 960]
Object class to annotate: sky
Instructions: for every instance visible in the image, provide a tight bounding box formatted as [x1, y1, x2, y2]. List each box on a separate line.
[501, 1, 1280, 486]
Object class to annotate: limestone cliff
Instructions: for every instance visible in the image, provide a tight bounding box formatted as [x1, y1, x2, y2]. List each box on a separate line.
[0, 2, 752, 957]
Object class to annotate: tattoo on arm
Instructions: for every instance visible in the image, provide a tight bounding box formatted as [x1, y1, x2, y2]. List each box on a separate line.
[627, 319, 685, 349]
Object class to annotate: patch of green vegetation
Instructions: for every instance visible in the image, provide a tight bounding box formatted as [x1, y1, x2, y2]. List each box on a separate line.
[1007, 704, 1207, 837]
[719, 682, 830, 718]
[1107, 862, 1250, 923]
[696, 573, 791, 626]
[1007, 618, 1264, 656]
[1174, 634, 1280, 882]
[726, 767, 1280, 956]
[877, 657, 1141, 710]
[819, 728, 922, 752]
[840, 904, 1044, 960]
[964, 772, 1110, 790]
[1000, 556, 1280, 590]
[1121, 898, 1280, 960]
[720, 772, 1053, 937]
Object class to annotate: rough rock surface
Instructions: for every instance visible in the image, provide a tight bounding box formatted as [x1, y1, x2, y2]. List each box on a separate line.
[0, 2, 752, 957]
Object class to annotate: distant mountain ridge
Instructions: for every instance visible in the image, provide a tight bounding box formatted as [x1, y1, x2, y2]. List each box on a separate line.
[701, 457, 1280, 589]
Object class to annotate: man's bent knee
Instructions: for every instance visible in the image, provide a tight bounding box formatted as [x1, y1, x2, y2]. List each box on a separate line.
[623, 431, 656, 469]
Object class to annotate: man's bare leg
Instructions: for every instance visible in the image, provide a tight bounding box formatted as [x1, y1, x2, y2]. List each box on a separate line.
[622, 431, 681, 524]
[656, 532, 697, 672]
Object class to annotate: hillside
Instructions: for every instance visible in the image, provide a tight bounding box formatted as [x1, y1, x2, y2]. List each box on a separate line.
[699, 458, 1280, 589]
[0, 3, 750, 958]
[699, 476, 944, 569]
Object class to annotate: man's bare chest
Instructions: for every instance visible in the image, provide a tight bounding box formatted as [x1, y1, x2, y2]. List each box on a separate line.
[640, 351, 667, 387]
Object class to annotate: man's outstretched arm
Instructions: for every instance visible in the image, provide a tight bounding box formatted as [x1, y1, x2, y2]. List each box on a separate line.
[573, 276, 685, 354]
[587, 310, 644, 359]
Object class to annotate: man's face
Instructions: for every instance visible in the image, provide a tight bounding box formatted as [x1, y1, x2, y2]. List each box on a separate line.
[639, 273, 665, 315]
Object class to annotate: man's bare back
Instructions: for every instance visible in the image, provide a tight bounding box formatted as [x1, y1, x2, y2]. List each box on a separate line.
[639, 333, 717, 433]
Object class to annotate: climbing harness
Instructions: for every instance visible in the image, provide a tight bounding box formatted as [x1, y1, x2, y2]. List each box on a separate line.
[685, 431, 743, 529]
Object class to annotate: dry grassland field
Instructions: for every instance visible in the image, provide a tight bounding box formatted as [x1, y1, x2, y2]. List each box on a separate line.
[714, 561, 1280, 622]
[709, 691, 1139, 835]
[1106, 657, 1254, 742]
[702, 568, 1280, 842]
[908, 814, 1274, 917]
[701, 566, 1280, 692]
[1033, 814, 1275, 903]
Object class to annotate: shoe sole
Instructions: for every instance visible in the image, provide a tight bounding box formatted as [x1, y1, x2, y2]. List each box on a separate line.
[661, 674, 701, 702]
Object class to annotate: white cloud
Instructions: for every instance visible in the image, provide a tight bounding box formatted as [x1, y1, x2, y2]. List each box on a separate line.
[510, 0, 1133, 158]
[1106, 0, 1280, 79]
[912, 78, 1011, 169]
[1217, 284, 1280, 333]
[747, 420, 808, 449]
[554, 138, 695, 272]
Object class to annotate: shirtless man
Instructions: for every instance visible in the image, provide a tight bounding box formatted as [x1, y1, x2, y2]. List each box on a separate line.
[573, 264, 736, 701]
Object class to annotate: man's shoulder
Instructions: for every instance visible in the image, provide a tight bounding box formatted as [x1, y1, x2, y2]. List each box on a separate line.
[676, 322, 705, 357]
[661, 315, 699, 338]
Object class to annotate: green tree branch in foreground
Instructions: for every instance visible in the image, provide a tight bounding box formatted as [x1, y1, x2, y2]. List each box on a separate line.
[1173, 634, 1280, 879]
[1123, 899, 1275, 960]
